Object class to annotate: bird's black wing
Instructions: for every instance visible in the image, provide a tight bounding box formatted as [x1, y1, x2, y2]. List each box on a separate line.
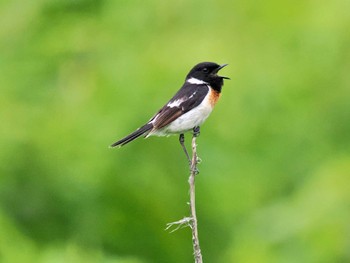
[150, 83, 209, 129]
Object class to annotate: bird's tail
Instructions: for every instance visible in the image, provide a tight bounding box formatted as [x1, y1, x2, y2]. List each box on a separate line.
[110, 123, 153, 148]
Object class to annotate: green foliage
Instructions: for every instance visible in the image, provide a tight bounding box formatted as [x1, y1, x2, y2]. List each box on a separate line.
[1, 0, 350, 262]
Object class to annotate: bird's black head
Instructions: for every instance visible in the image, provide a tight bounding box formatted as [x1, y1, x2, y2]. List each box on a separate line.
[186, 62, 229, 92]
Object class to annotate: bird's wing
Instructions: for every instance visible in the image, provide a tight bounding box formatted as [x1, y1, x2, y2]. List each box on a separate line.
[150, 84, 209, 129]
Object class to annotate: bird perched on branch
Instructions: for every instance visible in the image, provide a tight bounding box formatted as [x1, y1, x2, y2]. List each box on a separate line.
[110, 62, 229, 162]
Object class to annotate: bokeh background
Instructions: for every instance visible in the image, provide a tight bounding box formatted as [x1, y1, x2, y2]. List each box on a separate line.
[1, 0, 350, 262]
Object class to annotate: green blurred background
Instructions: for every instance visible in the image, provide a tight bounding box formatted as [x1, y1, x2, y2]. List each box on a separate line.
[1, 0, 350, 262]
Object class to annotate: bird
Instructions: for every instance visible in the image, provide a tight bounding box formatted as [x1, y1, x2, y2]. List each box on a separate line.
[110, 61, 229, 163]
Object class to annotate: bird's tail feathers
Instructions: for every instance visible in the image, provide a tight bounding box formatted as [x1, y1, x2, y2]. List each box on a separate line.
[110, 123, 153, 148]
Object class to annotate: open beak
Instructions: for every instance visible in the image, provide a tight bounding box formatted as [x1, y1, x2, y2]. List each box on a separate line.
[215, 64, 230, 79]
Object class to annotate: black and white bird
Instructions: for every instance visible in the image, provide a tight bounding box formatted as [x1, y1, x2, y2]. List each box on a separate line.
[110, 62, 229, 161]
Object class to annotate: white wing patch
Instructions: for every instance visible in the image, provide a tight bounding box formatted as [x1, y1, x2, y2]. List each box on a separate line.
[167, 99, 184, 108]
[188, 91, 196, 99]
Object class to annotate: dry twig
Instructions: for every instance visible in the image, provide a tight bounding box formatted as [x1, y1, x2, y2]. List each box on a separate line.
[167, 129, 203, 263]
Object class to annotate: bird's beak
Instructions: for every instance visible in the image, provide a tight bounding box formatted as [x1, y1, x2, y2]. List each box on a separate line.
[216, 64, 230, 79]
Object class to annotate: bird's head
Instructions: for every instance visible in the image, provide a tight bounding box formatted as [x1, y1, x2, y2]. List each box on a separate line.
[186, 62, 229, 92]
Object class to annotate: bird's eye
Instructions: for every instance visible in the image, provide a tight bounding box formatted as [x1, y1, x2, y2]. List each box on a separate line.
[203, 68, 209, 73]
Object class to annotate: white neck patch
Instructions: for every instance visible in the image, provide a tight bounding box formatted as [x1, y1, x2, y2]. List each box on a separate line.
[186, 77, 208, 85]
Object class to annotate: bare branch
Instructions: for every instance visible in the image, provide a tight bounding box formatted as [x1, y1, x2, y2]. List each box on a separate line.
[166, 133, 203, 263]
[166, 217, 192, 233]
[188, 135, 203, 263]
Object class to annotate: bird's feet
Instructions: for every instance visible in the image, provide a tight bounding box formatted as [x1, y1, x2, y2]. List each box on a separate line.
[193, 126, 200, 137]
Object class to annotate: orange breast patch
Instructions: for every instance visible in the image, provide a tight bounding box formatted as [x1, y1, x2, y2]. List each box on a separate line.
[208, 89, 221, 108]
